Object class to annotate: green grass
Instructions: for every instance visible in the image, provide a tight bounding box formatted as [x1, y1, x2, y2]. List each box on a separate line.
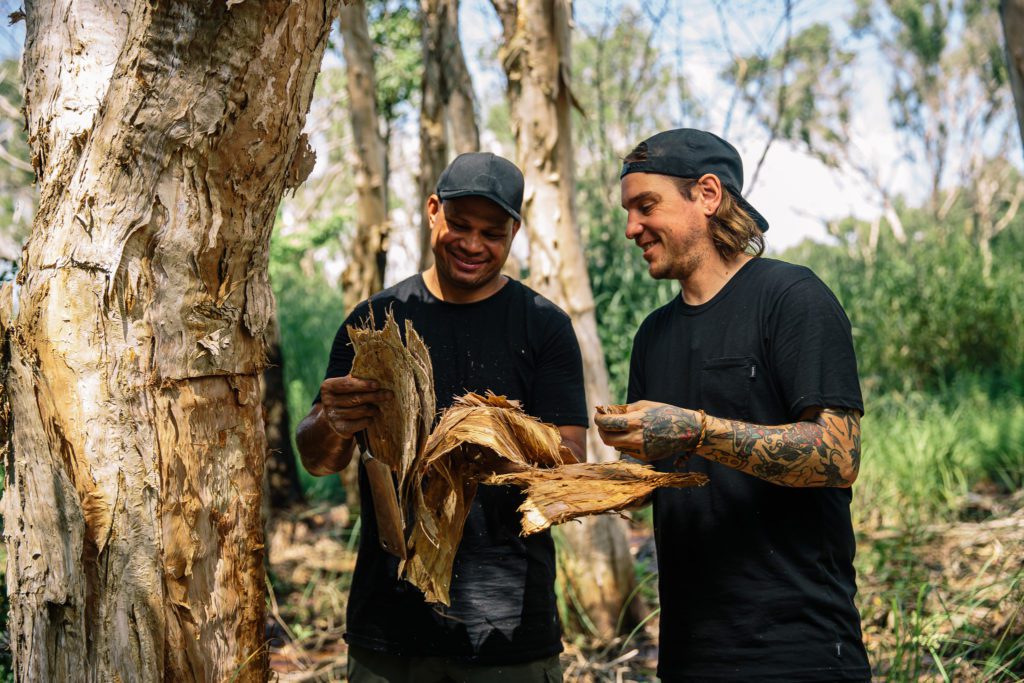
[855, 385, 1024, 530]
[853, 386, 1024, 680]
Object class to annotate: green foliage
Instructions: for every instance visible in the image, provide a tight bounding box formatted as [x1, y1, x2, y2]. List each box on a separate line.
[367, 0, 421, 126]
[0, 59, 35, 256]
[269, 215, 351, 502]
[725, 23, 856, 165]
[781, 192, 1024, 395]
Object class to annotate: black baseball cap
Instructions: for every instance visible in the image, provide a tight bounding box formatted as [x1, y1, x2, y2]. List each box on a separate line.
[620, 128, 769, 232]
[436, 152, 524, 222]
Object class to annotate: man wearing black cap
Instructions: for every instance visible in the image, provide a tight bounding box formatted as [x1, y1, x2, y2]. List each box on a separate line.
[594, 129, 871, 682]
[297, 152, 588, 681]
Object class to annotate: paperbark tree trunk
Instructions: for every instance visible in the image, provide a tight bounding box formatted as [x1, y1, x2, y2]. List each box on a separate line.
[418, 0, 480, 270]
[340, 0, 389, 313]
[491, 0, 643, 639]
[1003, 0, 1024, 158]
[338, 0, 390, 509]
[0, 2, 337, 681]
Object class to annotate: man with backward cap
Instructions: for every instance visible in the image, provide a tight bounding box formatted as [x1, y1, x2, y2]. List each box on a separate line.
[297, 152, 588, 681]
[594, 129, 872, 681]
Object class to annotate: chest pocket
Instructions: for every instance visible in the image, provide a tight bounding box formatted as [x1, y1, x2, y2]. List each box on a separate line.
[700, 356, 757, 421]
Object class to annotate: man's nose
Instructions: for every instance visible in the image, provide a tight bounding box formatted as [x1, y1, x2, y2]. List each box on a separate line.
[625, 214, 643, 240]
[460, 230, 484, 252]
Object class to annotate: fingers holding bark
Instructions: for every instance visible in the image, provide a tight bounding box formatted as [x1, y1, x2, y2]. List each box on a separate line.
[594, 401, 702, 463]
[320, 374, 392, 438]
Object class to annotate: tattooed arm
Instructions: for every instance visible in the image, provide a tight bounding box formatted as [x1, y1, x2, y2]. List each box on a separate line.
[595, 401, 861, 488]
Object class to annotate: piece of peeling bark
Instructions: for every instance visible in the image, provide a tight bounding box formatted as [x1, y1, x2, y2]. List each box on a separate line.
[486, 462, 707, 535]
[347, 322, 710, 606]
[401, 392, 572, 604]
[401, 393, 707, 605]
[348, 311, 434, 552]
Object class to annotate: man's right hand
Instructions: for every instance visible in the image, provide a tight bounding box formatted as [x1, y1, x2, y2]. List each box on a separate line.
[319, 376, 393, 439]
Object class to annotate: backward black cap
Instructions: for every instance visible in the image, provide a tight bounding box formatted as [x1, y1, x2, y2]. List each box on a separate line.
[620, 128, 769, 232]
[436, 152, 524, 222]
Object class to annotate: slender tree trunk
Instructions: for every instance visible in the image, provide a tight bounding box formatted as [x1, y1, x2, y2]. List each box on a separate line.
[338, 0, 391, 509]
[418, 0, 480, 270]
[340, 0, 389, 313]
[491, 0, 643, 639]
[0, 2, 337, 680]
[262, 316, 304, 513]
[1002, 0, 1024, 159]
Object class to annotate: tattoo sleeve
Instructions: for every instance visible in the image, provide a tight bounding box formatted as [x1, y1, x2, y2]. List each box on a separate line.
[698, 409, 861, 488]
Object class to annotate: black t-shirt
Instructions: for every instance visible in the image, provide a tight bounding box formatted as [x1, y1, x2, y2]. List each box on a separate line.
[627, 258, 871, 682]
[318, 274, 588, 664]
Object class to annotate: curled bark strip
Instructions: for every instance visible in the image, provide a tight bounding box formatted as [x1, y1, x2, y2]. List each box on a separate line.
[349, 321, 709, 607]
[486, 463, 707, 536]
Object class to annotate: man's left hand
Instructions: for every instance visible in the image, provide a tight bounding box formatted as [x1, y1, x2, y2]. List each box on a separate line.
[595, 401, 702, 463]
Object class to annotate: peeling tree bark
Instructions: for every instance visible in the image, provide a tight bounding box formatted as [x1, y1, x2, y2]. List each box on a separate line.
[491, 0, 644, 639]
[1002, 0, 1024, 159]
[0, 1, 339, 680]
[418, 0, 480, 270]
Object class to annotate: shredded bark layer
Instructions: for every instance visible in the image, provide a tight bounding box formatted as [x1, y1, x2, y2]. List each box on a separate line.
[348, 320, 708, 606]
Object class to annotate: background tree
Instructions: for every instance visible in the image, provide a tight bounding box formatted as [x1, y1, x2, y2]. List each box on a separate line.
[0, 2, 338, 679]
[1002, 0, 1024, 157]
[339, 0, 391, 315]
[263, 315, 305, 512]
[418, 0, 480, 269]
[573, 2, 691, 400]
[490, 0, 642, 638]
[0, 59, 33, 266]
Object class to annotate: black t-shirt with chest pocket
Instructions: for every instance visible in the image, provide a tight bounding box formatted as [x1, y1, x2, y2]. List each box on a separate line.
[627, 257, 871, 682]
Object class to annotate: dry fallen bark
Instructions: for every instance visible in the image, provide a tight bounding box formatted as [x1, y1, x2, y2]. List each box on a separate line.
[347, 320, 708, 606]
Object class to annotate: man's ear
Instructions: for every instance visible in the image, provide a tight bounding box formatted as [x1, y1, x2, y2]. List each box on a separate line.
[511, 220, 521, 240]
[427, 194, 441, 226]
[697, 174, 723, 215]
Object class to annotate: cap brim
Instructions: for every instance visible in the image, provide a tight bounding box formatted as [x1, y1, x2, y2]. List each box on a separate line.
[437, 190, 522, 223]
[726, 186, 769, 232]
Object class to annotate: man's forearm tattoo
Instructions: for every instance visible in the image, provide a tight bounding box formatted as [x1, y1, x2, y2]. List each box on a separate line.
[641, 406, 702, 460]
[700, 409, 861, 487]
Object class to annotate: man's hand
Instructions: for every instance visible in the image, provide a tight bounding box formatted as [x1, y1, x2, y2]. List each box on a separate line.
[297, 375, 392, 477]
[320, 376, 392, 439]
[595, 401, 702, 462]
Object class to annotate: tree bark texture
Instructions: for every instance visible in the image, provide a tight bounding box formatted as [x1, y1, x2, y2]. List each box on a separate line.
[339, 0, 389, 314]
[492, 0, 643, 639]
[0, 1, 338, 680]
[1003, 0, 1024, 159]
[338, 0, 391, 509]
[418, 0, 480, 270]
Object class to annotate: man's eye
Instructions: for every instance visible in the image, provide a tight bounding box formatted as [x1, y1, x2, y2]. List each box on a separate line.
[485, 233, 507, 241]
[640, 204, 654, 215]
